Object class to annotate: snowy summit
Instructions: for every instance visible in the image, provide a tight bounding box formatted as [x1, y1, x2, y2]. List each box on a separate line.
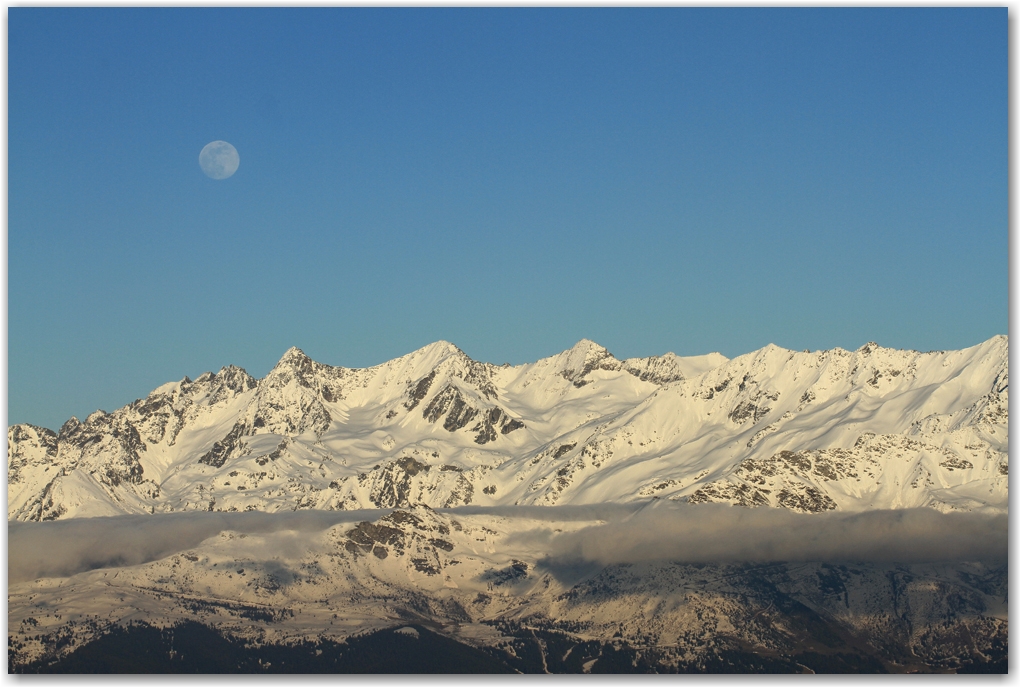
[9, 336, 1008, 521]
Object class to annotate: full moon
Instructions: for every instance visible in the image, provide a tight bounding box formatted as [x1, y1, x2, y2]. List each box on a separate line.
[199, 141, 240, 180]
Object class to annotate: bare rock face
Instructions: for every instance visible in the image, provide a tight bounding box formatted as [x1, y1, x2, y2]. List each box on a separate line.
[420, 382, 525, 445]
[423, 385, 478, 431]
[197, 422, 250, 469]
[404, 371, 437, 411]
[342, 506, 457, 575]
[8, 424, 58, 486]
[556, 340, 622, 387]
[250, 348, 337, 437]
[621, 353, 688, 385]
[327, 453, 477, 511]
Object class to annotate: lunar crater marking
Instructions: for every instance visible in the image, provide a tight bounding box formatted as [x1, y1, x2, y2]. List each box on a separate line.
[199, 141, 240, 180]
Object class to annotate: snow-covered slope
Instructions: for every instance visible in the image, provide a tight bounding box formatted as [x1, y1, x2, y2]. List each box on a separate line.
[8, 336, 1008, 521]
[8, 504, 1007, 672]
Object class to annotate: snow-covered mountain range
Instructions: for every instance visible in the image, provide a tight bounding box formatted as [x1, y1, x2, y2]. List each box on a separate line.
[9, 336, 1008, 521]
[7, 336, 1008, 672]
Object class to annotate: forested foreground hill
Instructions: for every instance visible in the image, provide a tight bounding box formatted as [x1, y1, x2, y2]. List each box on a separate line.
[12, 613, 1006, 674]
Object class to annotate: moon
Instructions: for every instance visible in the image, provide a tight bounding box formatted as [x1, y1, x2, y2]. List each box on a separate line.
[199, 141, 240, 180]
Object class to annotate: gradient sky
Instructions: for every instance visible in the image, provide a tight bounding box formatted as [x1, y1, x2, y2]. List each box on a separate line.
[9, 8, 1007, 431]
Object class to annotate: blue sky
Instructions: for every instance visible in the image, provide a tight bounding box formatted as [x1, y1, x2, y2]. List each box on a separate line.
[9, 8, 1007, 430]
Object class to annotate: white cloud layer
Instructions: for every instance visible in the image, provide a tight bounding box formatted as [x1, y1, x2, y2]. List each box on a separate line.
[8, 503, 1006, 585]
[536, 502, 1008, 566]
[8, 509, 384, 584]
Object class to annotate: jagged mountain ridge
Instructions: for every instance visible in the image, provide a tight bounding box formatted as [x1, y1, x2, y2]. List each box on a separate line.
[8, 336, 1008, 521]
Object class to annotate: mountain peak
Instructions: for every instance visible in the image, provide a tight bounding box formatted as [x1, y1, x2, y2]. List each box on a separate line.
[424, 340, 460, 356]
[564, 338, 612, 363]
[280, 346, 310, 361]
[263, 347, 321, 391]
[401, 341, 469, 369]
[8, 335, 1008, 525]
[273, 346, 315, 370]
[555, 339, 618, 386]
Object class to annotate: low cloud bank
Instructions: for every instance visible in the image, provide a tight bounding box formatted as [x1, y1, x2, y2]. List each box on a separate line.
[8, 509, 387, 584]
[441, 503, 644, 521]
[8, 503, 1006, 585]
[8, 505, 633, 584]
[538, 502, 1008, 567]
